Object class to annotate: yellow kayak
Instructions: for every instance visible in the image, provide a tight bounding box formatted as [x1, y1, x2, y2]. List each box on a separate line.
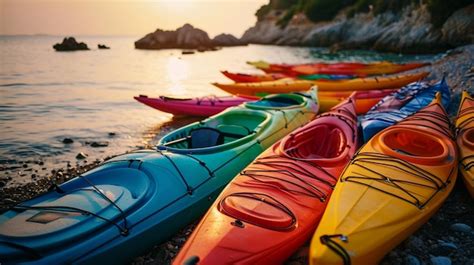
[455, 90, 474, 197]
[212, 72, 429, 96]
[310, 93, 457, 265]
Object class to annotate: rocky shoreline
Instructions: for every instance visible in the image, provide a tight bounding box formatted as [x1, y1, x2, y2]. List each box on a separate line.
[1, 45, 473, 264]
[241, 4, 474, 54]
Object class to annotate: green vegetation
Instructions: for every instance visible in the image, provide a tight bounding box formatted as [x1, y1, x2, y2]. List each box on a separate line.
[256, 0, 472, 28]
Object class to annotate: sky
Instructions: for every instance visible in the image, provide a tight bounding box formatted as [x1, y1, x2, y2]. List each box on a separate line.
[0, 0, 268, 37]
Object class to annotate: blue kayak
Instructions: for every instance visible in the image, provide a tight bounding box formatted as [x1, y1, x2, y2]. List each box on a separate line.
[361, 79, 450, 142]
[0, 93, 318, 264]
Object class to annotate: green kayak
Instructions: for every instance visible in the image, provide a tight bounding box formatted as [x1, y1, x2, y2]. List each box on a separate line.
[0, 92, 318, 264]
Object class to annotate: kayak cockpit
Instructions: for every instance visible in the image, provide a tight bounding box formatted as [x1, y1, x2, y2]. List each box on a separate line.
[245, 93, 308, 109]
[281, 124, 347, 161]
[158, 109, 270, 153]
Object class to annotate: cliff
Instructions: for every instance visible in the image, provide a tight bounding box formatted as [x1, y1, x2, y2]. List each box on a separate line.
[241, 3, 474, 53]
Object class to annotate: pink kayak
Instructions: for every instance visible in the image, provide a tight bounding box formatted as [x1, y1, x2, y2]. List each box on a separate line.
[134, 94, 257, 116]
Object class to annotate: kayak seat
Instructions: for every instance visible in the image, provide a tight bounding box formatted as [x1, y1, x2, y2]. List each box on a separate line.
[217, 124, 251, 141]
[188, 127, 224, 149]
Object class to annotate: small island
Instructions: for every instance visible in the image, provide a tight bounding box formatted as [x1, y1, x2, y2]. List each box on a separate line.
[134, 23, 244, 50]
[53, 37, 89, 51]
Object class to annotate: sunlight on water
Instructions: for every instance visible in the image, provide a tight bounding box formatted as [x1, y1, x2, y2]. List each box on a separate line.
[165, 56, 189, 95]
[0, 35, 439, 186]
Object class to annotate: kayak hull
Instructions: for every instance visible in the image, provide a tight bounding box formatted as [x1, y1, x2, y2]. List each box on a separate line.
[213, 72, 429, 96]
[455, 91, 474, 197]
[134, 95, 252, 116]
[174, 98, 358, 265]
[310, 96, 457, 265]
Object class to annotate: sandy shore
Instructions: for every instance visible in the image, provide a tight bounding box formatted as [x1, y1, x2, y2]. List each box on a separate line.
[1, 45, 473, 265]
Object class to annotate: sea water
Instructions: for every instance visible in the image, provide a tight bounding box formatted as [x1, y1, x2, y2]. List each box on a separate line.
[0, 35, 439, 186]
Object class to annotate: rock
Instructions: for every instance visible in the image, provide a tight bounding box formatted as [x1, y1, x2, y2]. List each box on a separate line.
[108, 132, 116, 137]
[53, 37, 89, 51]
[432, 241, 458, 256]
[90, 141, 109, 148]
[135, 23, 214, 50]
[62, 138, 74, 144]
[405, 254, 421, 265]
[212, 33, 245, 46]
[405, 236, 426, 252]
[76, 152, 88, 160]
[181, 50, 195, 55]
[430, 256, 452, 265]
[98, 44, 110, 49]
[441, 4, 474, 46]
[0, 180, 5, 188]
[450, 223, 473, 233]
[241, 4, 470, 53]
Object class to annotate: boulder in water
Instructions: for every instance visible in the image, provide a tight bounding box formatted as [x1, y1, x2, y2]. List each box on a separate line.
[53, 37, 89, 51]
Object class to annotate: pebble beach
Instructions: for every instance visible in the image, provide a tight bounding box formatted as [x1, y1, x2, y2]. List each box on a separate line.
[1, 44, 473, 264]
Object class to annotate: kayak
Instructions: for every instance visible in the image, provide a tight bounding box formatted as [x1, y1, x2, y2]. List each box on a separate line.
[221, 71, 288, 83]
[247, 60, 429, 77]
[221, 71, 354, 83]
[310, 94, 457, 265]
[318, 89, 395, 114]
[134, 94, 258, 117]
[361, 79, 450, 142]
[212, 72, 429, 96]
[174, 96, 358, 265]
[0, 93, 318, 264]
[455, 91, 474, 197]
[293, 62, 429, 76]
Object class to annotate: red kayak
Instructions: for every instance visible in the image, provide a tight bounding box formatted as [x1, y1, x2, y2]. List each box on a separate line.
[173, 97, 359, 265]
[134, 94, 257, 116]
[221, 70, 289, 83]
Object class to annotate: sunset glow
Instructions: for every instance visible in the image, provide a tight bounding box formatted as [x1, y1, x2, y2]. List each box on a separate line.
[0, 0, 267, 37]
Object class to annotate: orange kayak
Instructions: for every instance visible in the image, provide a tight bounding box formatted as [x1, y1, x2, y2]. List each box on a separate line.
[310, 93, 457, 265]
[212, 72, 429, 95]
[173, 97, 359, 265]
[455, 91, 474, 197]
[221, 70, 288, 82]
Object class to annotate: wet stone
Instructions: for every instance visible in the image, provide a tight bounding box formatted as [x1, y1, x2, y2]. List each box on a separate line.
[76, 152, 88, 160]
[62, 138, 74, 144]
[450, 223, 472, 233]
[90, 141, 109, 148]
[431, 256, 452, 265]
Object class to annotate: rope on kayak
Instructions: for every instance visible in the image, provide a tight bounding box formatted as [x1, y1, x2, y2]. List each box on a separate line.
[241, 169, 328, 201]
[343, 152, 454, 209]
[196, 95, 223, 106]
[255, 155, 337, 185]
[219, 192, 296, 230]
[460, 155, 474, 170]
[396, 105, 453, 139]
[158, 150, 193, 195]
[320, 234, 351, 265]
[11, 204, 130, 236]
[456, 116, 474, 133]
[74, 174, 130, 235]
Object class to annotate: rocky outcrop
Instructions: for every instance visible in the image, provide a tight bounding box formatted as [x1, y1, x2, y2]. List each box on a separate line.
[53, 37, 89, 51]
[212, 34, 245, 46]
[135, 24, 213, 49]
[241, 4, 474, 53]
[98, 44, 110, 49]
[441, 5, 474, 47]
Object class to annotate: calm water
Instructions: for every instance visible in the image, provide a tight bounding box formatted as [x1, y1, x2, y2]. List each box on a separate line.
[0, 35, 439, 186]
